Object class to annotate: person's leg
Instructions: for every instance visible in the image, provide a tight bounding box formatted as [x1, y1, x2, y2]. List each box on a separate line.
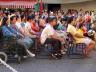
[45, 38, 61, 54]
[52, 39, 62, 54]
[82, 38, 95, 55]
[17, 38, 35, 57]
[45, 38, 62, 59]
[60, 41, 66, 54]
[93, 33, 96, 49]
[87, 41, 95, 52]
[25, 49, 35, 57]
[51, 40, 63, 59]
[94, 33, 96, 41]
[56, 32, 67, 54]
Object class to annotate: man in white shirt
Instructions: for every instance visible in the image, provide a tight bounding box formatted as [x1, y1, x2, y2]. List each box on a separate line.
[40, 23, 55, 44]
[40, 16, 65, 59]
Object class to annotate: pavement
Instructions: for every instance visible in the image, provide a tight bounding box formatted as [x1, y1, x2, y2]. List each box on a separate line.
[0, 51, 96, 72]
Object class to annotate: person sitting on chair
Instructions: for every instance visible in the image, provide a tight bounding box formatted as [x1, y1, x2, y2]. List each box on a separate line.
[2, 16, 35, 57]
[1, 17, 16, 37]
[67, 17, 95, 55]
[40, 16, 65, 59]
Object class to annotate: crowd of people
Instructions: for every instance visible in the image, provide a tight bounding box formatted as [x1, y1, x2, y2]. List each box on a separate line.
[0, 9, 96, 59]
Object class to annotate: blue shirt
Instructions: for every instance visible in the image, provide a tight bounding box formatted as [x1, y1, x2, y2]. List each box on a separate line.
[9, 24, 22, 38]
[2, 26, 16, 37]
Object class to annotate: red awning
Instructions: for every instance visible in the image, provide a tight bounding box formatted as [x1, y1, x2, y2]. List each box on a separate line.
[0, 0, 37, 8]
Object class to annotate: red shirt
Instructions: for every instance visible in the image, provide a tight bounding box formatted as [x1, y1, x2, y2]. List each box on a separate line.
[31, 23, 39, 32]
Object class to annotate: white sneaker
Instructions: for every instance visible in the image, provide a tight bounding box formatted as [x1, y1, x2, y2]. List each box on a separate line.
[26, 49, 35, 57]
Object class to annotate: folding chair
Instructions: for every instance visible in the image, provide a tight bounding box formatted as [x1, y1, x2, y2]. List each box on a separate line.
[66, 32, 87, 58]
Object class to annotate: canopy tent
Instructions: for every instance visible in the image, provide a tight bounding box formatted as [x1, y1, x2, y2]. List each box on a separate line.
[0, 0, 37, 8]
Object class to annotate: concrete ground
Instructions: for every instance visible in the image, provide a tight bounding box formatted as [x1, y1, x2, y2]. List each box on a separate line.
[0, 51, 96, 72]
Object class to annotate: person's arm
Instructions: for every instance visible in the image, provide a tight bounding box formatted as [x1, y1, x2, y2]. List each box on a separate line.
[48, 30, 64, 42]
[30, 29, 38, 35]
[10, 28, 24, 38]
[50, 34, 64, 42]
[75, 33, 85, 38]
[67, 25, 84, 38]
[2, 26, 16, 37]
[28, 26, 39, 35]
[18, 27, 25, 36]
[74, 29, 85, 38]
[31, 23, 39, 32]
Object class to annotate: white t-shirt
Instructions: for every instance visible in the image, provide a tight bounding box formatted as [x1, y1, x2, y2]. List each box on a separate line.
[16, 22, 21, 29]
[25, 22, 31, 29]
[40, 24, 55, 44]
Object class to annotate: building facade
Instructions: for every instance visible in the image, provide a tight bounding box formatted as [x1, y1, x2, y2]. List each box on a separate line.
[41, 0, 96, 11]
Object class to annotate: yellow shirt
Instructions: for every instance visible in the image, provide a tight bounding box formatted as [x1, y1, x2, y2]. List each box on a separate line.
[77, 29, 84, 37]
[67, 24, 84, 43]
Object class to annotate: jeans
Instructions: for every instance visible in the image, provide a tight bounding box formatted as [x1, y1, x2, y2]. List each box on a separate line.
[17, 37, 33, 49]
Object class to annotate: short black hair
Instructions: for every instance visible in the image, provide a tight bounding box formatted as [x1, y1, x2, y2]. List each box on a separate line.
[27, 14, 35, 21]
[48, 16, 57, 23]
[67, 16, 74, 24]
[16, 15, 20, 20]
[31, 14, 35, 20]
[21, 14, 25, 20]
[78, 23, 84, 28]
[10, 16, 16, 21]
[2, 16, 8, 26]
[27, 16, 32, 21]
[61, 16, 68, 22]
